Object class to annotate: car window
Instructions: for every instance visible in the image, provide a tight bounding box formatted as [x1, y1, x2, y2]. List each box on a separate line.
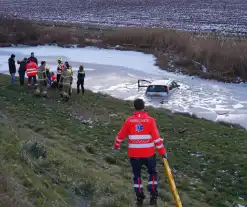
[147, 85, 167, 92]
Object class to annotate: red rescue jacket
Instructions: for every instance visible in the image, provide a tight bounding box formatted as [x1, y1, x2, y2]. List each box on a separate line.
[26, 61, 38, 77]
[51, 75, 56, 81]
[114, 111, 166, 158]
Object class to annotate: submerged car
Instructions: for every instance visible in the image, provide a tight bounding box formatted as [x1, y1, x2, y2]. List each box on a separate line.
[138, 79, 180, 97]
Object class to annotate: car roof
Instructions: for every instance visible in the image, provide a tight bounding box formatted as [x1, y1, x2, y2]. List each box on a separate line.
[150, 79, 173, 86]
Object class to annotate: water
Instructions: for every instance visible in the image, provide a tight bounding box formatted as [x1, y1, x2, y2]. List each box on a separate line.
[0, 45, 246, 128]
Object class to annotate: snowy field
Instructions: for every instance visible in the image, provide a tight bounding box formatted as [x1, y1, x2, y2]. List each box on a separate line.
[1, 0, 247, 35]
[0, 45, 247, 129]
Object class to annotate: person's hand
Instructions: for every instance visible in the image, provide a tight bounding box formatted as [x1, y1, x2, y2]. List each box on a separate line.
[163, 153, 168, 159]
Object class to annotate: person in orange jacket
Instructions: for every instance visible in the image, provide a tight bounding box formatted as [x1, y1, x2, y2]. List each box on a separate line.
[26, 59, 38, 87]
[113, 98, 168, 206]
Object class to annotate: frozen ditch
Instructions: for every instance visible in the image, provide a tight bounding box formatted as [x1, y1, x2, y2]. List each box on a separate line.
[0, 45, 247, 129]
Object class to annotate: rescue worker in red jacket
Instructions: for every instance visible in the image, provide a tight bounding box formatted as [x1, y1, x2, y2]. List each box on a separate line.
[113, 98, 168, 206]
[26, 59, 38, 87]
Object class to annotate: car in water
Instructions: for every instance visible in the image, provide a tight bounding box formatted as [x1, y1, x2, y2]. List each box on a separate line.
[138, 79, 180, 97]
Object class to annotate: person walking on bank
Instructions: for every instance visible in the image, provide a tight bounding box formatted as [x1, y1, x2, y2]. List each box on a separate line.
[77, 65, 85, 94]
[28, 52, 38, 65]
[17, 57, 27, 86]
[8, 54, 16, 85]
[113, 98, 168, 206]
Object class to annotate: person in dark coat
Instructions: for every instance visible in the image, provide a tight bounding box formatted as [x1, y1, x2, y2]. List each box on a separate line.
[8, 54, 16, 85]
[77, 65, 85, 94]
[17, 57, 27, 86]
[28, 52, 38, 65]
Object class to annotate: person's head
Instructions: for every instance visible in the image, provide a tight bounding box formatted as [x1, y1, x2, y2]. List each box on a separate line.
[79, 65, 84, 71]
[11, 54, 15, 59]
[65, 61, 69, 68]
[23, 57, 27, 62]
[134, 98, 145, 111]
[58, 57, 62, 64]
[41, 61, 46, 66]
[51, 72, 54, 76]
[31, 52, 34, 57]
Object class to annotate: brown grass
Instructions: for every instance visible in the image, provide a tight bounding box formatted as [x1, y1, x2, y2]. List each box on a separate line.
[102, 28, 247, 82]
[1, 17, 247, 82]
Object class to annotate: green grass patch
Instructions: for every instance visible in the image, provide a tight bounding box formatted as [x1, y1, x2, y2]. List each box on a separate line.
[0, 74, 247, 207]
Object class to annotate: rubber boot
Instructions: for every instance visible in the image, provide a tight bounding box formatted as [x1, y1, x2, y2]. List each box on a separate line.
[136, 192, 145, 206]
[41, 90, 47, 97]
[34, 88, 41, 96]
[149, 193, 158, 206]
[69, 87, 72, 96]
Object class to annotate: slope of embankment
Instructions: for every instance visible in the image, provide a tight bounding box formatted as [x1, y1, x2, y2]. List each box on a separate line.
[0, 74, 247, 207]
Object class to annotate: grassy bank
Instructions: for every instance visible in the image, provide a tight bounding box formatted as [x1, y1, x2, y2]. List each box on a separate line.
[0, 74, 247, 207]
[0, 17, 247, 83]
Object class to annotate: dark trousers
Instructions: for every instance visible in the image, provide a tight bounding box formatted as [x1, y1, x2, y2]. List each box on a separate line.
[28, 76, 37, 86]
[10, 73, 15, 85]
[57, 74, 61, 84]
[46, 72, 51, 85]
[57, 74, 63, 89]
[19, 71, 25, 86]
[77, 79, 84, 93]
[130, 155, 158, 196]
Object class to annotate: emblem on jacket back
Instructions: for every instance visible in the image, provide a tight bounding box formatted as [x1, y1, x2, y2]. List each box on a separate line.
[136, 123, 144, 132]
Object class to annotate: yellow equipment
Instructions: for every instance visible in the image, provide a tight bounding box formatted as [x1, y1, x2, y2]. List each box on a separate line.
[163, 158, 182, 207]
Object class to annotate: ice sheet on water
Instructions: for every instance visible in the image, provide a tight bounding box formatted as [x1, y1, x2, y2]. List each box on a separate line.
[0, 45, 247, 129]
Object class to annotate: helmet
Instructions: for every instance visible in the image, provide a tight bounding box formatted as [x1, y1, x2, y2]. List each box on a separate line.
[45, 65, 50, 70]
[65, 61, 69, 67]
[79, 65, 84, 70]
[58, 57, 62, 62]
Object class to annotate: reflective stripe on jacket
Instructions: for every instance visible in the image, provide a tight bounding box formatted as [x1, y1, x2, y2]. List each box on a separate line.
[61, 70, 72, 86]
[67, 67, 72, 74]
[26, 61, 38, 77]
[114, 111, 166, 158]
[77, 69, 85, 80]
[37, 65, 47, 81]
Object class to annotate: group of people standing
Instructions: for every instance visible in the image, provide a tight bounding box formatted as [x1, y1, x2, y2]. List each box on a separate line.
[8, 52, 37, 86]
[8, 52, 169, 206]
[8, 52, 86, 100]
